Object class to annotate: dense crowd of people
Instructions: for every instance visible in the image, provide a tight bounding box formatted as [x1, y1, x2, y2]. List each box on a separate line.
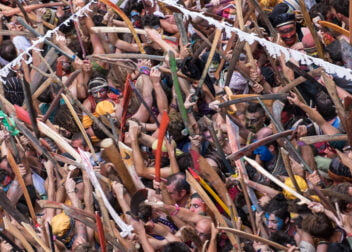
[0, 0, 352, 251]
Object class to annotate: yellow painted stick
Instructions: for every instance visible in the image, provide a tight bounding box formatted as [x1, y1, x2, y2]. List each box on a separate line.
[188, 168, 230, 216]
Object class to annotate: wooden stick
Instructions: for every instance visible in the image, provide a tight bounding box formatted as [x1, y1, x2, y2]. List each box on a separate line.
[318, 20, 349, 37]
[17, 17, 75, 60]
[37, 121, 81, 161]
[280, 68, 322, 93]
[79, 149, 133, 237]
[322, 73, 348, 132]
[244, 156, 312, 205]
[186, 171, 241, 250]
[299, 134, 347, 144]
[350, 0, 352, 44]
[188, 168, 231, 216]
[88, 53, 165, 61]
[192, 27, 227, 59]
[218, 227, 288, 251]
[118, 141, 145, 190]
[224, 40, 246, 86]
[101, 138, 137, 195]
[22, 222, 51, 252]
[281, 148, 302, 194]
[155, 112, 170, 193]
[227, 129, 293, 160]
[194, 26, 222, 99]
[298, 0, 324, 58]
[3, 216, 34, 252]
[1, 2, 64, 16]
[14, 0, 33, 26]
[99, 0, 145, 54]
[174, 13, 188, 46]
[0, 30, 31, 36]
[61, 93, 98, 162]
[158, 66, 194, 81]
[32, 78, 53, 101]
[7, 149, 37, 226]
[91, 26, 177, 42]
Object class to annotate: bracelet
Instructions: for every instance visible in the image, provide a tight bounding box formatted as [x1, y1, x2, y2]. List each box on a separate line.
[67, 190, 75, 194]
[140, 66, 150, 75]
[170, 204, 180, 216]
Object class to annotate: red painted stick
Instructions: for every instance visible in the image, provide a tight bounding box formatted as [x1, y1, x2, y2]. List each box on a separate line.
[155, 111, 169, 189]
[95, 211, 106, 252]
[120, 74, 132, 142]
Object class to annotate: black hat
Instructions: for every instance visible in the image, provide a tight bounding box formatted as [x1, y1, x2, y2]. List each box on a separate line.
[269, 3, 296, 28]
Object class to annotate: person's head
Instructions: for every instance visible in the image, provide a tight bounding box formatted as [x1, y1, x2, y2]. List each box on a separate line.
[124, 1, 144, 28]
[302, 213, 334, 240]
[330, 0, 349, 23]
[269, 3, 297, 47]
[161, 241, 191, 252]
[325, 39, 343, 65]
[142, 15, 161, 30]
[0, 40, 17, 63]
[269, 231, 296, 247]
[201, 52, 220, 79]
[189, 193, 207, 215]
[168, 111, 186, 143]
[71, 133, 88, 151]
[195, 218, 212, 243]
[330, 182, 352, 213]
[315, 91, 337, 121]
[69, 169, 85, 201]
[88, 75, 109, 102]
[245, 103, 266, 132]
[0, 168, 12, 192]
[253, 127, 277, 162]
[228, 71, 249, 94]
[51, 213, 75, 247]
[166, 172, 190, 206]
[328, 157, 352, 183]
[263, 194, 290, 234]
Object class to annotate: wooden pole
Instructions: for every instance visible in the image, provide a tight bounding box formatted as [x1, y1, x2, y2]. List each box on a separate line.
[349, 0, 352, 43]
[101, 138, 137, 195]
[298, 0, 324, 58]
[7, 150, 37, 226]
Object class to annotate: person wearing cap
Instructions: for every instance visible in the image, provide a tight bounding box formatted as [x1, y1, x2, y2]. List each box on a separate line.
[82, 74, 120, 141]
[269, 3, 301, 48]
[51, 170, 88, 250]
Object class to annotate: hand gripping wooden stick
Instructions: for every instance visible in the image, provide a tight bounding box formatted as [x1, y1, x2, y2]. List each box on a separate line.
[3, 216, 34, 252]
[194, 26, 222, 99]
[79, 149, 133, 237]
[7, 149, 38, 226]
[61, 93, 98, 162]
[218, 227, 289, 251]
[99, 0, 145, 54]
[244, 156, 312, 205]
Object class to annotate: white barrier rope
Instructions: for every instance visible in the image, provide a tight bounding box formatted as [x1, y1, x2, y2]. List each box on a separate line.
[158, 0, 352, 81]
[0, 0, 96, 81]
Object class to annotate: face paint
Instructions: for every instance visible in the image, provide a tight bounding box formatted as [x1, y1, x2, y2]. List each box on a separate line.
[208, 62, 219, 78]
[222, 7, 236, 19]
[253, 145, 274, 162]
[130, 10, 141, 28]
[277, 23, 297, 46]
[265, 212, 285, 232]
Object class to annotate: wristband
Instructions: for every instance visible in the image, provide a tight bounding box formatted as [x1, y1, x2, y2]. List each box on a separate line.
[140, 66, 150, 75]
[170, 204, 180, 216]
